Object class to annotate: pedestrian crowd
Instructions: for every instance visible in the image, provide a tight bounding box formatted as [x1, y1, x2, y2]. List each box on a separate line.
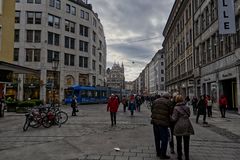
[71, 92, 229, 159]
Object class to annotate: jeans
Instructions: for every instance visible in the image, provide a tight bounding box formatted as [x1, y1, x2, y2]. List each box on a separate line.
[72, 107, 77, 116]
[169, 125, 174, 152]
[196, 112, 206, 123]
[110, 112, 116, 125]
[176, 136, 190, 160]
[153, 125, 169, 156]
[220, 105, 226, 118]
[207, 106, 212, 117]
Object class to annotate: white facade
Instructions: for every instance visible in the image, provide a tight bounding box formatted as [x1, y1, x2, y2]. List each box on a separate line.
[14, 0, 106, 103]
[148, 49, 165, 95]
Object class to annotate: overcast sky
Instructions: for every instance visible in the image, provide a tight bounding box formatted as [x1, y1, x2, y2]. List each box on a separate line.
[89, 0, 175, 81]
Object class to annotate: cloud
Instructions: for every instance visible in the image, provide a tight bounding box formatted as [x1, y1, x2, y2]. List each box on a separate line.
[89, 0, 174, 81]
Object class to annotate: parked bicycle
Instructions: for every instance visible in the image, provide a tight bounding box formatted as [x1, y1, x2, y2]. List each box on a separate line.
[23, 104, 68, 131]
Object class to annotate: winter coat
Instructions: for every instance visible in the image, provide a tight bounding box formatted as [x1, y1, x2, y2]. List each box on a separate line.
[107, 97, 119, 113]
[219, 97, 227, 107]
[197, 99, 206, 115]
[171, 102, 194, 136]
[151, 97, 172, 127]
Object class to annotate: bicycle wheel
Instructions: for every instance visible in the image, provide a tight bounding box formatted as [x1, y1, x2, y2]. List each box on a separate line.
[42, 116, 53, 128]
[55, 111, 68, 125]
[23, 119, 30, 131]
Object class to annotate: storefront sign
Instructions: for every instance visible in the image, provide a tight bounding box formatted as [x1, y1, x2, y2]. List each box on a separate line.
[218, 0, 236, 34]
[222, 73, 232, 77]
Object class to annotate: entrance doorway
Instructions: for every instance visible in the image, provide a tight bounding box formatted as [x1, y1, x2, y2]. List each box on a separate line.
[221, 78, 237, 110]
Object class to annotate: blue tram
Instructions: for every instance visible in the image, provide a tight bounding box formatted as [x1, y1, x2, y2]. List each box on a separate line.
[64, 85, 131, 104]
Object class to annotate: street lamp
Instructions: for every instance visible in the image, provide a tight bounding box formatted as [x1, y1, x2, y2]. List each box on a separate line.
[52, 57, 59, 105]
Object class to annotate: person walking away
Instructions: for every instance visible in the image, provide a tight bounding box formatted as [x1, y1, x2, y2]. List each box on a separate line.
[206, 95, 213, 117]
[191, 96, 198, 115]
[151, 93, 172, 159]
[128, 94, 136, 116]
[219, 95, 227, 118]
[122, 95, 128, 112]
[107, 94, 119, 126]
[171, 95, 194, 160]
[196, 95, 208, 124]
[169, 93, 177, 154]
[71, 96, 77, 116]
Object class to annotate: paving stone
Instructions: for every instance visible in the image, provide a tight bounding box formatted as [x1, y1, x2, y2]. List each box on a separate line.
[86, 155, 101, 160]
[123, 152, 137, 157]
[110, 151, 123, 156]
[129, 157, 143, 160]
[136, 153, 151, 158]
[100, 155, 115, 160]
[114, 156, 129, 160]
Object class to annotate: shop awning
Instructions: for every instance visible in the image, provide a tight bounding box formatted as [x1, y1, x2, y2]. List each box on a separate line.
[0, 61, 39, 74]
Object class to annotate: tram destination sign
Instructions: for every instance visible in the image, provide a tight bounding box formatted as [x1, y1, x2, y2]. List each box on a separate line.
[218, 0, 236, 34]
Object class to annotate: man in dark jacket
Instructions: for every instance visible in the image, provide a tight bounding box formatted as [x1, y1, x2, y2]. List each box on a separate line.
[151, 92, 172, 159]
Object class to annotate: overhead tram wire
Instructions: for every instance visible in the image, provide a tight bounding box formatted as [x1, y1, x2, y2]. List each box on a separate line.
[107, 35, 162, 45]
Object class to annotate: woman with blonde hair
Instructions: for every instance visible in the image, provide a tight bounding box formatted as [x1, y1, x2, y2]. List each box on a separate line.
[171, 95, 194, 160]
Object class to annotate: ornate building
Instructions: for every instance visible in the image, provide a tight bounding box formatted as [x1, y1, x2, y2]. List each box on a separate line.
[106, 63, 125, 89]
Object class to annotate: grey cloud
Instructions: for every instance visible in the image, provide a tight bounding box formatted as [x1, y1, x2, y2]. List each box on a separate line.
[89, 0, 174, 81]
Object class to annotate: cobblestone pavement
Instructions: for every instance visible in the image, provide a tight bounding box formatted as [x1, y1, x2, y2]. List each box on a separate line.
[0, 103, 239, 160]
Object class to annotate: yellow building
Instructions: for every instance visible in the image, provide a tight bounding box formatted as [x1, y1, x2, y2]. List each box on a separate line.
[0, 0, 15, 62]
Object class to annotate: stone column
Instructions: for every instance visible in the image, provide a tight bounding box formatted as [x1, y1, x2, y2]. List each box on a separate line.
[40, 69, 47, 103]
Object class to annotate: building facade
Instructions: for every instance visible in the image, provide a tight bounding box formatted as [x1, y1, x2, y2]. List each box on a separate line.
[148, 49, 165, 95]
[106, 63, 125, 89]
[193, 0, 240, 110]
[13, 0, 106, 102]
[163, 0, 194, 98]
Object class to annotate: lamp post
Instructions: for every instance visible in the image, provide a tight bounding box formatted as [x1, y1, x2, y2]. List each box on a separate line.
[52, 57, 59, 105]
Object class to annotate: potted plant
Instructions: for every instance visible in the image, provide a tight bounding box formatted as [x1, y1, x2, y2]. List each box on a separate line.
[6, 97, 18, 112]
[16, 100, 36, 113]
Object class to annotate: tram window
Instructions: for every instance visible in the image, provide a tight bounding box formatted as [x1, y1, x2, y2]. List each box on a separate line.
[74, 90, 79, 97]
[87, 91, 92, 97]
[81, 90, 87, 97]
[103, 91, 106, 97]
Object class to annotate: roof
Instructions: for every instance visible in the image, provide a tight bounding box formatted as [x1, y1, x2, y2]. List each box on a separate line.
[0, 61, 39, 74]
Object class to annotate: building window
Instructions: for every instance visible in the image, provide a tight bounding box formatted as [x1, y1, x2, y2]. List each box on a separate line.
[47, 50, 59, 63]
[92, 45, 96, 56]
[66, 4, 71, 13]
[79, 24, 89, 37]
[92, 31, 96, 42]
[80, 10, 89, 20]
[15, 11, 20, 23]
[161, 69, 164, 74]
[65, 20, 75, 33]
[64, 53, 75, 66]
[14, 48, 19, 61]
[79, 40, 88, 52]
[92, 60, 96, 70]
[27, 12, 42, 24]
[27, 0, 33, 3]
[64, 36, 75, 49]
[48, 32, 60, 46]
[161, 62, 164, 66]
[99, 65, 102, 74]
[80, 10, 84, 18]
[99, 52, 102, 62]
[93, 18, 96, 27]
[26, 49, 41, 62]
[28, 0, 41, 3]
[71, 6, 76, 15]
[49, 0, 61, 9]
[79, 56, 88, 68]
[92, 76, 96, 86]
[26, 30, 41, 43]
[48, 14, 60, 28]
[161, 77, 164, 82]
[16, 0, 20, 2]
[14, 29, 20, 42]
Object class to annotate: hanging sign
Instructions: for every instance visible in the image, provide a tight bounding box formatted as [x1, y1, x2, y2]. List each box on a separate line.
[218, 0, 236, 34]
